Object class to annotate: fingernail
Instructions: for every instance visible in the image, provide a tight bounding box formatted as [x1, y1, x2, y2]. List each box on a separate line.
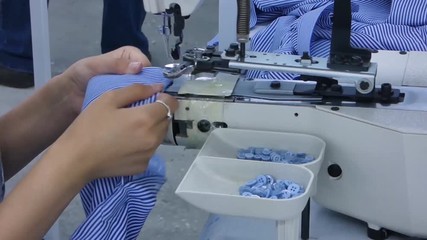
[129, 61, 142, 71]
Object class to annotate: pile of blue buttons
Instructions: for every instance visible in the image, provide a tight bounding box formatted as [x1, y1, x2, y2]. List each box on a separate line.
[239, 174, 304, 199]
[236, 147, 315, 164]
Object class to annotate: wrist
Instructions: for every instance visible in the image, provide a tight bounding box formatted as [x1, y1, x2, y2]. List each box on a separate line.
[49, 72, 85, 115]
[43, 142, 92, 186]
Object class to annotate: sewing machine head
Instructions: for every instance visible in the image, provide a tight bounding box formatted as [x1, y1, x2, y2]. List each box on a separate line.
[157, 0, 427, 149]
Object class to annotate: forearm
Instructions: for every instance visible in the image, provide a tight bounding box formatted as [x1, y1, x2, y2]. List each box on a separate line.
[0, 74, 79, 180]
[0, 148, 87, 240]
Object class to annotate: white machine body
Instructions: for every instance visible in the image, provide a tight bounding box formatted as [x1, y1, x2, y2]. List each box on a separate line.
[169, 87, 427, 238]
[162, 49, 427, 238]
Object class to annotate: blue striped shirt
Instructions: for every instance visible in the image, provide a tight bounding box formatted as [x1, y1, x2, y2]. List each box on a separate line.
[244, 0, 427, 80]
[71, 67, 172, 240]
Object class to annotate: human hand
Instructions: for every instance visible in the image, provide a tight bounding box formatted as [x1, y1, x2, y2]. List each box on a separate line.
[61, 46, 151, 113]
[48, 84, 178, 181]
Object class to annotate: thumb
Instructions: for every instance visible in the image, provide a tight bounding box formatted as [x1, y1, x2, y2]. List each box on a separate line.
[98, 57, 144, 75]
[108, 84, 163, 108]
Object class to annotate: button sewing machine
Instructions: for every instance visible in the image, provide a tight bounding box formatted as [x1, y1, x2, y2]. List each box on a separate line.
[143, 0, 427, 239]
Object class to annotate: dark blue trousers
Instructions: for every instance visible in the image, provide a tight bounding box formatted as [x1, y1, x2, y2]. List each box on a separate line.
[0, 0, 149, 73]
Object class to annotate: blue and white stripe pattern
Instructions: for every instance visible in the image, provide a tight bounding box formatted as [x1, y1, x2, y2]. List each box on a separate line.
[71, 67, 172, 240]
[243, 0, 427, 80]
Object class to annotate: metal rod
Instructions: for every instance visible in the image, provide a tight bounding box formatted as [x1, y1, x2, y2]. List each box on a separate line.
[229, 61, 375, 80]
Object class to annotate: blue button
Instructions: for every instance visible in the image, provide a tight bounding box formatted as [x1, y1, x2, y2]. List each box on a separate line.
[270, 152, 281, 162]
[304, 155, 315, 162]
[241, 192, 252, 197]
[296, 152, 306, 158]
[254, 148, 263, 155]
[287, 183, 301, 195]
[251, 188, 266, 197]
[244, 152, 254, 160]
[236, 150, 246, 159]
[253, 154, 262, 160]
[244, 178, 258, 187]
[265, 175, 275, 184]
[262, 148, 272, 155]
[261, 155, 271, 161]
[255, 175, 268, 186]
[239, 185, 252, 195]
[275, 180, 288, 190]
[247, 147, 256, 154]
[279, 190, 292, 199]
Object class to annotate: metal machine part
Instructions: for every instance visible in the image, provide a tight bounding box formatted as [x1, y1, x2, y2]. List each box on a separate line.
[143, 0, 205, 60]
[236, 0, 250, 60]
[182, 47, 403, 104]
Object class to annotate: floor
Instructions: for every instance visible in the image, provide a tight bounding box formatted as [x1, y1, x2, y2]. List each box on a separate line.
[0, 0, 423, 239]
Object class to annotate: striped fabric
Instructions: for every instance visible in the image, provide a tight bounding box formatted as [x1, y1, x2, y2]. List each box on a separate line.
[71, 67, 172, 240]
[243, 0, 427, 80]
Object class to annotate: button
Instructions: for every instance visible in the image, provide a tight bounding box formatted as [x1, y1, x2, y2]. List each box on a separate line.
[244, 152, 254, 160]
[279, 190, 292, 199]
[270, 152, 281, 162]
[262, 148, 272, 155]
[261, 154, 271, 161]
[287, 183, 301, 195]
[254, 148, 263, 155]
[255, 175, 268, 186]
[239, 185, 252, 195]
[236, 150, 246, 159]
[265, 175, 274, 184]
[304, 155, 315, 162]
[244, 178, 258, 187]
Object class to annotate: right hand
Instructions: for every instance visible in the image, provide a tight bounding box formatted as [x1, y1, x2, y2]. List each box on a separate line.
[48, 84, 178, 181]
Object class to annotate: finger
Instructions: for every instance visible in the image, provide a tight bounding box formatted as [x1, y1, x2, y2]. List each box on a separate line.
[108, 84, 163, 108]
[136, 94, 179, 122]
[108, 46, 151, 67]
[90, 57, 144, 75]
[148, 119, 170, 147]
[156, 93, 179, 113]
[82, 48, 151, 77]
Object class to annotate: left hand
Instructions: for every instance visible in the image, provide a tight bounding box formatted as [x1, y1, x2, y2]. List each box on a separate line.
[61, 46, 151, 113]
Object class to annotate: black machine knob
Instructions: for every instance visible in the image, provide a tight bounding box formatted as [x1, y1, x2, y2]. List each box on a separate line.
[229, 43, 239, 50]
[225, 47, 236, 57]
[380, 83, 393, 98]
[197, 120, 211, 133]
[328, 164, 342, 178]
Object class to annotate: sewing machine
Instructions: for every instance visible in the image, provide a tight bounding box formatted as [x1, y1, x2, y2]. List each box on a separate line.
[144, 0, 427, 239]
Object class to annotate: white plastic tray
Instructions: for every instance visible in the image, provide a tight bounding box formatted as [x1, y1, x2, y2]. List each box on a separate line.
[175, 156, 313, 221]
[198, 128, 326, 176]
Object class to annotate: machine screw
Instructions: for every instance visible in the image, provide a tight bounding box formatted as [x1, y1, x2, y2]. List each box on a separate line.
[359, 81, 370, 91]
